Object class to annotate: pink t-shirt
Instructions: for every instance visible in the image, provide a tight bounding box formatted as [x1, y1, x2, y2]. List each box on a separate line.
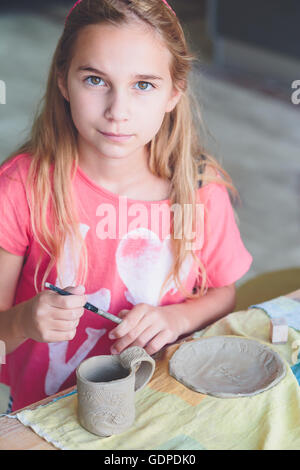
[0, 153, 252, 411]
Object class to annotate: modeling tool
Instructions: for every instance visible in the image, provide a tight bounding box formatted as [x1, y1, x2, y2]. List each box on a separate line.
[44, 282, 122, 324]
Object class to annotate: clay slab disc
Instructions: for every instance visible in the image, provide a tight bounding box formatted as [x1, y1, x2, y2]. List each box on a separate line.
[169, 336, 286, 398]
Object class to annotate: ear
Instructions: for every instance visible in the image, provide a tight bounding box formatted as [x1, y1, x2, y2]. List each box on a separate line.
[165, 83, 183, 113]
[57, 73, 70, 102]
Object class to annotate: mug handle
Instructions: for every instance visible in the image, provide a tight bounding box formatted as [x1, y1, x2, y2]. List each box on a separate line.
[120, 346, 156, 392]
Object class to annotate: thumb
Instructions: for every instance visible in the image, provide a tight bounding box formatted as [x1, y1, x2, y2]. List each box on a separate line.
[63, 285, 85, 295]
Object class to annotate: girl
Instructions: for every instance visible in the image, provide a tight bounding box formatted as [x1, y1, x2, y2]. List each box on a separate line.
[0, 0, 252, 412]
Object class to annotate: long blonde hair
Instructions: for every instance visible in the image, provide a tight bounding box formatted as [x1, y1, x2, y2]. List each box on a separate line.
[1, 0, 239, 301]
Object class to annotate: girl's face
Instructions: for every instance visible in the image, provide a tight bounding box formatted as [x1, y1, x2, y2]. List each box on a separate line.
[58, 22, 182, 162]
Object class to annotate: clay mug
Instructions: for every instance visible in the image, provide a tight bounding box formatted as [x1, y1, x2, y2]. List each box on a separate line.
[76, 346, 155, 436]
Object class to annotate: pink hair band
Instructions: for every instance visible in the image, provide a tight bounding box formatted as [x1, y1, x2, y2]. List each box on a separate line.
[65, 0, 176, 25]
[161, 0, 177, 16]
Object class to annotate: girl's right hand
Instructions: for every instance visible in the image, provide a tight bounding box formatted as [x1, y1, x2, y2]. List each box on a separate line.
[20, 285, 87, 343]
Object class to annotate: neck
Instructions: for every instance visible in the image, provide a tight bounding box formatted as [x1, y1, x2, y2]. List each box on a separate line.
[77, 139, 151, 195]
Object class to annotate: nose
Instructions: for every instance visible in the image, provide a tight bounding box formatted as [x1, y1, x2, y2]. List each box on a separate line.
[104, 88, 130, 122]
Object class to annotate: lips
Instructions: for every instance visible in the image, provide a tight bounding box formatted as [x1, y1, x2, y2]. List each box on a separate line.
[100, 131, 133, 142]
[101, 132, 132, 137]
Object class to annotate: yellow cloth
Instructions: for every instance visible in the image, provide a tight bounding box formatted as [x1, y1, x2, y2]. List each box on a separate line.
[16, 309, 300, 450]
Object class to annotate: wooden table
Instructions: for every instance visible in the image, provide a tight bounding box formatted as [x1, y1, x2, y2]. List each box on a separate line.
[1, 288, 299, 450]
[0, 386, 75, 450]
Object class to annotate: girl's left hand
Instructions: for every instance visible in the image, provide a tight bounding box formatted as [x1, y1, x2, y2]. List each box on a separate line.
[108, 303, 183, 356]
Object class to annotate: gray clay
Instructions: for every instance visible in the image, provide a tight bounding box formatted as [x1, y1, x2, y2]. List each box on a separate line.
[169, 336, 286, 398]
[76, 346, 155, 436]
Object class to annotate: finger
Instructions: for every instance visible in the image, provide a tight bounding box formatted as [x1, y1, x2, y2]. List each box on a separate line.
[51, 307, 85, 321]
[40, 328, 77, 343]
[109, 304, 149, 340]
[49, 318, 80, 332]
[118, 309, 130, 320]
[118, 325, 161, 352]
[60, 285, 87, 308]
[144, 330, 173, 356]
[64, 285, 85, 295]
[47, 287, 87, 309]
[110, 316, 156, 354]
[109, 314, 153, 354]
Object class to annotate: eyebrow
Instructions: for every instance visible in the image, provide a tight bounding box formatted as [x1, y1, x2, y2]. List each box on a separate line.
[77, 65, 164, 81]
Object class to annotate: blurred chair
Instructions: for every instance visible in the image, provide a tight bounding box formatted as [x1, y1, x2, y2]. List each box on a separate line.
[234, 268, 300, 311]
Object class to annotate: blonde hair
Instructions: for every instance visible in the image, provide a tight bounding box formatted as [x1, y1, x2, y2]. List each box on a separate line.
[1, 0, 239, 301]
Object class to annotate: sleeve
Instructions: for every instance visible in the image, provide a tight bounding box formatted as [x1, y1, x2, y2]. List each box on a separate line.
[199, 182, 253, 288]
[0, 165, 31, 256]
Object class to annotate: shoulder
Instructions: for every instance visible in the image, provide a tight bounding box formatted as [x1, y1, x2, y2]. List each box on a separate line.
[197, 163, 224, 193]
[0, 154, 33, 256]
[201, 165, 219, 184]
[197, 153, 221, 189]
[0, 153, 32, 187]
[196, 166, 233, 213]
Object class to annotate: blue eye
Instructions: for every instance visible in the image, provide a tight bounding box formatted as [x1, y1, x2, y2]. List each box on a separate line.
[84, 76, 155, 91]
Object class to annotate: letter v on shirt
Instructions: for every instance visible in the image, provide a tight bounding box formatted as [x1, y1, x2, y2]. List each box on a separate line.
[45, 327, 107, 395]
